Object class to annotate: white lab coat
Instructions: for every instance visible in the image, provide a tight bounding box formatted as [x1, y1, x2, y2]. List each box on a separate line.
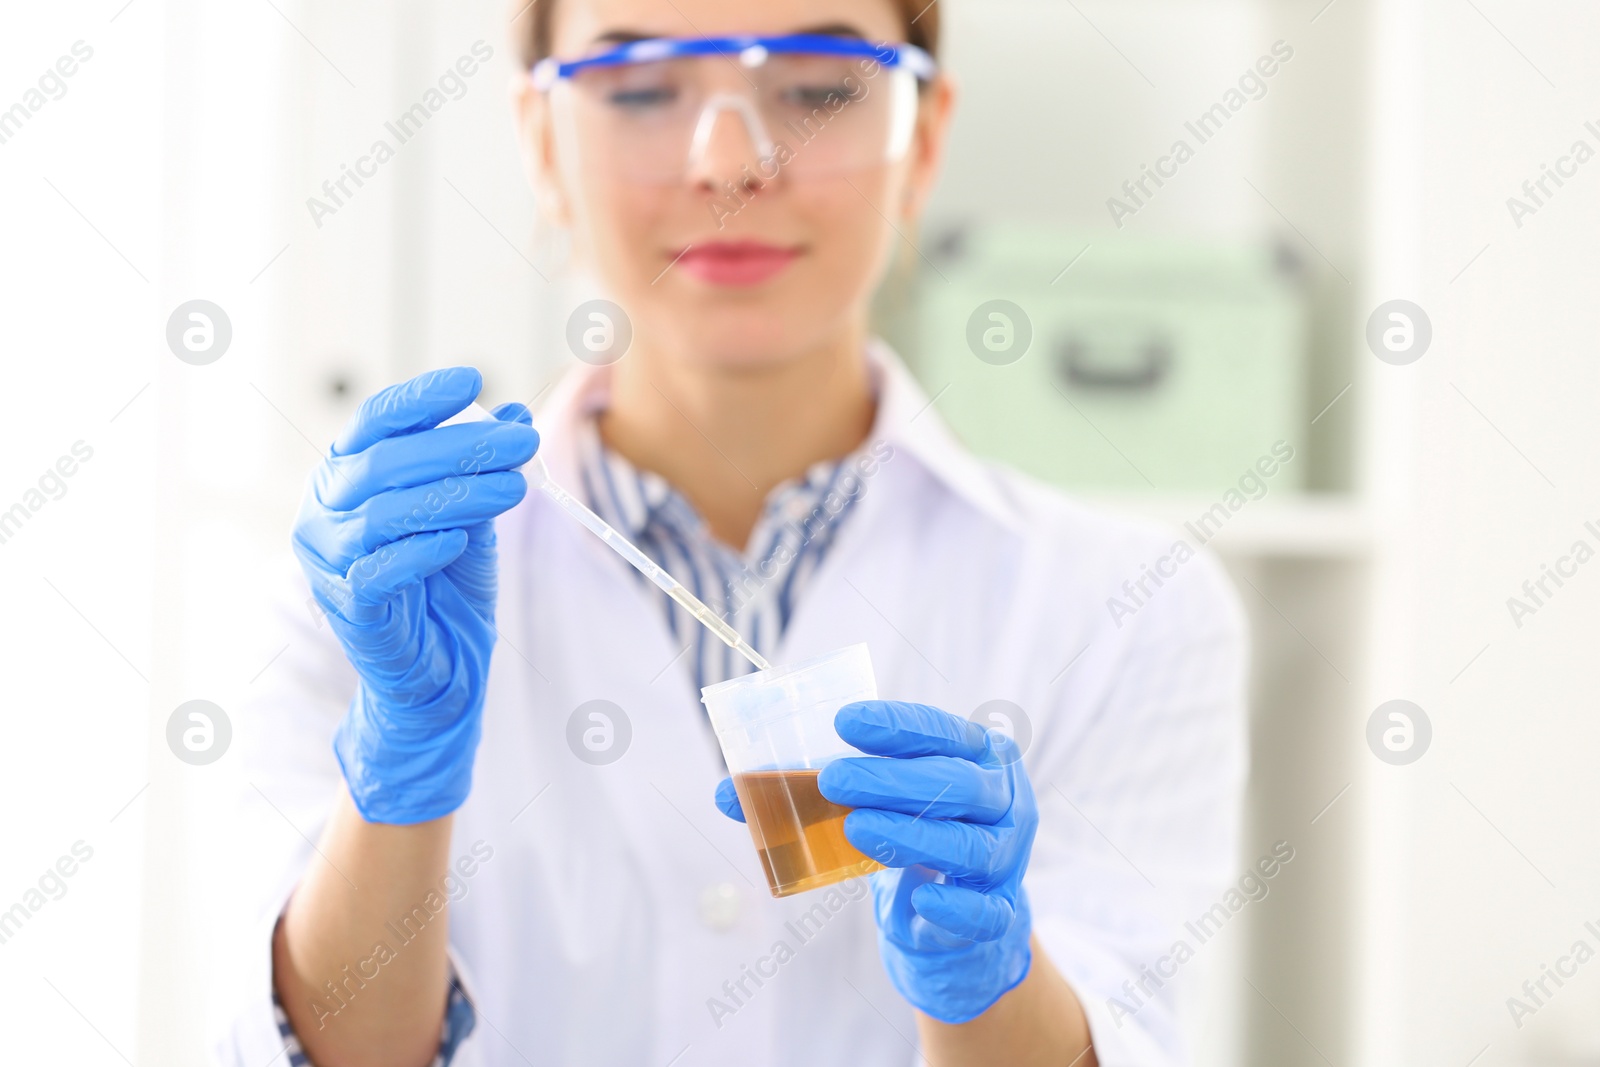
[217, 342, 1247, 1067]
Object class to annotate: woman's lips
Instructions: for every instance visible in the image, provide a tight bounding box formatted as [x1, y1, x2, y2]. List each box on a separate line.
[672, 241, 801, 286]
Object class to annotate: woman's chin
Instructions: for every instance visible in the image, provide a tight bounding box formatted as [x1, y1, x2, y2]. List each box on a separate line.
[656, 316, 840, 372]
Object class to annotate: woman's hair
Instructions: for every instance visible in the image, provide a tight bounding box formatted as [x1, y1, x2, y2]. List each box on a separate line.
[515, 1, 941, 67]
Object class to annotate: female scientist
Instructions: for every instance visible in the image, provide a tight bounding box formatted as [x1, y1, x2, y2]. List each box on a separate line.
[225, 1, 1246, 1065]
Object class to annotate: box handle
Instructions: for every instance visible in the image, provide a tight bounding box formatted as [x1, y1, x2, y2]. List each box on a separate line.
[1056, 335, 1172, 392]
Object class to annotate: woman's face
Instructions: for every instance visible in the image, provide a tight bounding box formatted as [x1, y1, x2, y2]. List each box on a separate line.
[514, 0, 952, 370]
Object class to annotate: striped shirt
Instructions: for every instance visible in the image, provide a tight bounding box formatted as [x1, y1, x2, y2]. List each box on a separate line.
[271, 973, 475, 1066]
[572, 398, 871, 694]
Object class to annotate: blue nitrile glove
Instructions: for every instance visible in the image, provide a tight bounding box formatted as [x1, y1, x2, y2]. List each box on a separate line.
[291, 367, 539, 825]
[714, 700, 1036, 1024]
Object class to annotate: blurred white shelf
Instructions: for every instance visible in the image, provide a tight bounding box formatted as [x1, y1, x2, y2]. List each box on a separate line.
[1077, 493, 1375, 558]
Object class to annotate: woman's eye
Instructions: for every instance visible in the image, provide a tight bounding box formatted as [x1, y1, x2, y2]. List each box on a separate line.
[607, 87, 677, 110]
[782, 85, 851, 109]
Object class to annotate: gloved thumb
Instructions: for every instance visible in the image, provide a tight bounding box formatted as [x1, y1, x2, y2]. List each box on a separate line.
[713, 777, 746, 823]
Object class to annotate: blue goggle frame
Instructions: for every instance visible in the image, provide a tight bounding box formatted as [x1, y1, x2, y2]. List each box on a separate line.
[531, 33, 938, 91]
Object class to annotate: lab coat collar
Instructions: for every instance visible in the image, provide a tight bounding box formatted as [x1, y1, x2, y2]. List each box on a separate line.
[528, 339, 1030, 541]
[862, 338, 1030, 539]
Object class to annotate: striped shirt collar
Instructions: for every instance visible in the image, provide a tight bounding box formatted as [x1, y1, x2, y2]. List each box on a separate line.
[530, 339, 1030, 542]
[570, 386, 867, 559]
[569, 377, 875, 691]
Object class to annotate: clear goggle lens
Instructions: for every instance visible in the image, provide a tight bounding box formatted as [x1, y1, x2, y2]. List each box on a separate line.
[553, 54, 919, 185]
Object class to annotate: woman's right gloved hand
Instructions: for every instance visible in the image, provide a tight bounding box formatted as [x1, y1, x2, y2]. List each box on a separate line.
[290, 367, 539, 825]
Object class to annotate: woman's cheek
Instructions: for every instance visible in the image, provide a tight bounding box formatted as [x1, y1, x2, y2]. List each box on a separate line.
[575, 180, 667, 290]
[800, 181, 897, 301]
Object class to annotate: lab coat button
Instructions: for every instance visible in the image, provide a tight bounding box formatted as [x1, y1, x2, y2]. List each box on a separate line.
[699, 882, 741, 931]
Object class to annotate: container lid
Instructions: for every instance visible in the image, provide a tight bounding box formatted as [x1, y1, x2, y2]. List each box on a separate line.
[700, 643, 873, 732]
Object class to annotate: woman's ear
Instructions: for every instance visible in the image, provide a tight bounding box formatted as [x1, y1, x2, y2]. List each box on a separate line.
[510, 72, 573, 227]
[900, 73, 956, 225]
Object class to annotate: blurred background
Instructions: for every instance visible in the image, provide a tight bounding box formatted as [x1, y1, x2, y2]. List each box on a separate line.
[2, 0, 1598, 1063]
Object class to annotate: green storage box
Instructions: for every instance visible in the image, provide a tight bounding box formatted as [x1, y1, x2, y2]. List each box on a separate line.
[907, 226, 1308, 494]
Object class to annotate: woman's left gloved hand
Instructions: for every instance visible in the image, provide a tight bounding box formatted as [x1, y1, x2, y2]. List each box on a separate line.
[714, 699, 1037, 1024]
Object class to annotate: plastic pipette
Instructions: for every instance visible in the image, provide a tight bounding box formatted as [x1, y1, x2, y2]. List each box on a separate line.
[445, 403, 773, 672]
[532, 462, 773, 670]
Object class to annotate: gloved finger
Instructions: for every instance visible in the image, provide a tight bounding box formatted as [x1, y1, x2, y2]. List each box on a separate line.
[819, 755, 1010, 823]
[910, 881, 1018, 943]
[491, 401, 533, 425]
[342, 528, 472, 607]
[332, 366, 482, 457]
[319, 421, 539, 509]
[292, 540, 355, 618]
[360, 471, 527, 548]
[835, 701, 992, 762]
[842, 808, 1004, 882]
[714, 777, 746, 823]
[439, 519, 499, 595]
[307, 472, 528, 567]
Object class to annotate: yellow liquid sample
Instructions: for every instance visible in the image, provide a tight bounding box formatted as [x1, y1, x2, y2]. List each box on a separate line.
[733, 769, 884, 897]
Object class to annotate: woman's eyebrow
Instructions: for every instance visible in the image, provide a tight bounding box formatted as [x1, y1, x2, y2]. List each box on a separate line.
[790, 23, 868, 39]
[587, 23, 871, 48]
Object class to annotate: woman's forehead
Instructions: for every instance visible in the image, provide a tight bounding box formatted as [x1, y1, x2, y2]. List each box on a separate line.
[548, 0, 908, 54]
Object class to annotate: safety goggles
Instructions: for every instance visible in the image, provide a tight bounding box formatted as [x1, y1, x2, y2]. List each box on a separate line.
[532, 34, 937, 185]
